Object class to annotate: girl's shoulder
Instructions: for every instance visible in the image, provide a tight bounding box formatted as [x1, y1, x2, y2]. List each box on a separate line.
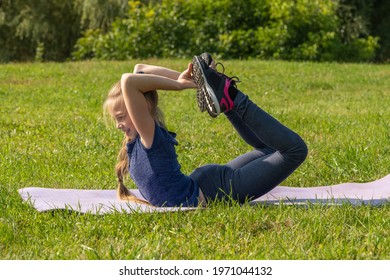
[155, 123, 178, 146]
[127, 122, 178, 155]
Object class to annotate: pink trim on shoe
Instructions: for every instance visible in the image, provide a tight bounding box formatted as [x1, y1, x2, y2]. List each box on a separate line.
[220, 79, 234, 111]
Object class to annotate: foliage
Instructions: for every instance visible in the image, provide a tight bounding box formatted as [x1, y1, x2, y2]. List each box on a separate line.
[369, 0, 390, 61]
[78, 0, 129, 32]
[0, 0, 81, 62]
[72, 0, 381, 62]
[0, 0, 127, 62]
[0, 0, 35, 62]
[0, 0, 389, 62]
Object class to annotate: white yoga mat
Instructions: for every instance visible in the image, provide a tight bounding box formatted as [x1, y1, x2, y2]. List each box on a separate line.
[18, 174, 390, 214]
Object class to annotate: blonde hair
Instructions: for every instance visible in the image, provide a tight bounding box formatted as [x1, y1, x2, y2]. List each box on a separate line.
[103, 81, 166, 205]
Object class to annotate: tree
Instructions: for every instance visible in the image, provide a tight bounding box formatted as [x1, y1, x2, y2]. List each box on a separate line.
[0, 0, 128, 62]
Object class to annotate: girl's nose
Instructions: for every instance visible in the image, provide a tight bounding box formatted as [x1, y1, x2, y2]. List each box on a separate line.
[117, 123, 123, 130]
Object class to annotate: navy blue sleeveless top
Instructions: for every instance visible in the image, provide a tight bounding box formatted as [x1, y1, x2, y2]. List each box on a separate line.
[126, 122, 199, 207]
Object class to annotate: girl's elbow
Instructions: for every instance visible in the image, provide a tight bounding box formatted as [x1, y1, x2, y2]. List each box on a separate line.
[120, 74, 137, 91]
[121, 73, 133, 84]
[133, 64, 145, 74]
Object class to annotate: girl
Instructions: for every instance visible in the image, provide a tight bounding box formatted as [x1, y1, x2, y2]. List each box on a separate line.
[104, 54, 308, 207]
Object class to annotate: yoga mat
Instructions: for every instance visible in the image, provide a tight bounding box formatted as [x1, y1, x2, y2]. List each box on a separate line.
[18, 174, 390, 214]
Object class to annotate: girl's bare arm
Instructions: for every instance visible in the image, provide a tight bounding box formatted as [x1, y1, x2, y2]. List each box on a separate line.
[121, 63, 195, 148]
[133, 64, 181, 80]
[125, 63, 195, 93]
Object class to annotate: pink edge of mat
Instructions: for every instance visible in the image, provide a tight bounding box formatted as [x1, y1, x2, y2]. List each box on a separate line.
[18, 174, 390, 214]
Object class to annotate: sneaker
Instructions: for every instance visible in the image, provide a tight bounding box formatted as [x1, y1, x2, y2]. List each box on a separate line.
[200, 52, 214, 68]
[192, 55, 239, 117]
[200, 52, 226, 73]
[196, 53, 215, 112]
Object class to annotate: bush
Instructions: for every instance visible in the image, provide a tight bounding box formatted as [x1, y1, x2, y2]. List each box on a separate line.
[1, 0, 386, 62]
[72, 0, 380, 62]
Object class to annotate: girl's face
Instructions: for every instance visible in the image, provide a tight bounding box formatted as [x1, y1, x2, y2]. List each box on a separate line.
[112, 103, 138, 139]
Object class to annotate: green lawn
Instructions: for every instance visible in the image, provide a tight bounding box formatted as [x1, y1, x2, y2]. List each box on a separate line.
[0, 59, 389, 259]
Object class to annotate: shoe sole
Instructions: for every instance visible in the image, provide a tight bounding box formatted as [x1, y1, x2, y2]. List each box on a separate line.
[196, 88, 206, 112]
[197, 53, 216, 112]
[193, 56, 212, 114]
[192, 56, 221, 117]
[193, 56, 214, 115]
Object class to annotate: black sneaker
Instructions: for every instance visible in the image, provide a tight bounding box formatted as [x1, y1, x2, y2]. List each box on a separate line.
[192, 55, 239, 117]
[200, 52, 226, 73]
[196, 53, 215, 112]
[200, 52, 214, 67]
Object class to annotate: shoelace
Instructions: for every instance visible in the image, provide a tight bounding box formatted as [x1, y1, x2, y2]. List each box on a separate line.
[215, 62, 241, 84]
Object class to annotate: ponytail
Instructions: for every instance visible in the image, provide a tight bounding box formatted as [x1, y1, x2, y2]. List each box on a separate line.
[115, 137, 150, 205]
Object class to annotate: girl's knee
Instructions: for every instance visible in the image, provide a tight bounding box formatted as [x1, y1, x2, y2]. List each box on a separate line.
[293, 137, 308, 164]
[285, 135, 308, 165]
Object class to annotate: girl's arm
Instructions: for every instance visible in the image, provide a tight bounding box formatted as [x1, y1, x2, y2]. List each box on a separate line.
[133, 64, 181, 80]
[124, 63, 195, 93]
[121, 63, 195, 148]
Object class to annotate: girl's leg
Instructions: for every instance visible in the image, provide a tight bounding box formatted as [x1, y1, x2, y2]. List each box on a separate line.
[191, 92, 307, 203]
[229, 92, 308, 202]
[191, 57, 307, 203]
[232, 91, 307, 160]
[223, 100, 275, 169]
[226, 148, 274, 170]
[224, 107, 268, 149]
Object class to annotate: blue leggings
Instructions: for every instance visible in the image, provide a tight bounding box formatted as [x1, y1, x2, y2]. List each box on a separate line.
[189, 91, 308, 203]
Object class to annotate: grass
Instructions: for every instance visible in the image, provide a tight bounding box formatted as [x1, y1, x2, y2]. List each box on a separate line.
[0, 59, 389, 260]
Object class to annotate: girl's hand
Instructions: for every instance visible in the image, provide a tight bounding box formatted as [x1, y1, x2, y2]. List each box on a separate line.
[177, 63, 196, 89]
